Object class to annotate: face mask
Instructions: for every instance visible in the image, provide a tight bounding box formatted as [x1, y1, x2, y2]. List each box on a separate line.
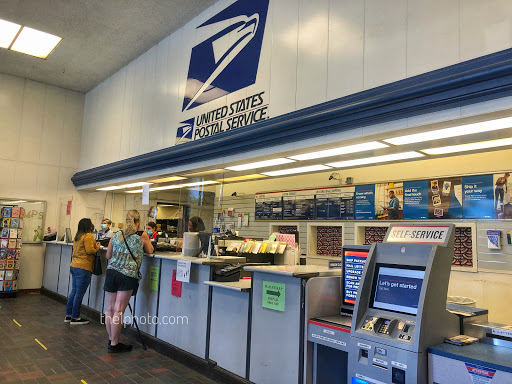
[100, 224, 107, 230]
[147, 230, 153, 236]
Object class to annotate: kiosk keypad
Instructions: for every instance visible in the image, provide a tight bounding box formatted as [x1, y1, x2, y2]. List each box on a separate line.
[361, 316, 413, 341]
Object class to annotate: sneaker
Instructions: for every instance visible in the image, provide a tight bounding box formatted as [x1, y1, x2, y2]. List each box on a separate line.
[108, 342, 132, 353]
[70, 318, 89, 325]
[64, 316, 71, 323]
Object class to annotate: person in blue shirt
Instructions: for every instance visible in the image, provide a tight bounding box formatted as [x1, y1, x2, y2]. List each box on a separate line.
[382, 190, 400, 219]
[97, 219, 113, 240]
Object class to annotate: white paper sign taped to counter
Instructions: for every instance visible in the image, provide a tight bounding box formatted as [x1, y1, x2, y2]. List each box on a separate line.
[176, 260, 191, 283]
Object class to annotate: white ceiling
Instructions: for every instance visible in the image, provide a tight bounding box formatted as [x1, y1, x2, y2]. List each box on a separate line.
[0, 0, 217, 92]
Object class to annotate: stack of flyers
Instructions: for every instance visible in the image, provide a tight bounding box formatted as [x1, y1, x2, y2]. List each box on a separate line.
[19, 208, 25, 218]
[7, 250, 15, 259]
[445, 335, 479, 346]
[13, 270, 19, 280]
[8, 239, 16, 249]
[276, 243, 287, 254]
[16, 239, 22, 248]
[6, 260, 14, 269]
[252, 242, 261, 254]
[14, 260, 20, 269]
[5, 270, 13, 280]
[10, 218, 19, 228]
[0, 260, 5, 269]
[17, 229, 22, 239]
[1, 239, 8, 248]
[0, 249, 6, 259]
[12, 281, 17, 290]
[269, 243, 279, 254]
[11, 207, 20, 218]
[9, 229, 17, 238]
[1, 228, 9, 238]
[0, 271, 4, 280]
[2, 218, 10, 228]
[18, 219, 23, 229]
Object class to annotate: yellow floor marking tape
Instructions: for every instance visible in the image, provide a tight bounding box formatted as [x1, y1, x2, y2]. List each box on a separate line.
[34, 338, 47, 350]
[12, 319, 21, 327]
[81, 380, 88, 384]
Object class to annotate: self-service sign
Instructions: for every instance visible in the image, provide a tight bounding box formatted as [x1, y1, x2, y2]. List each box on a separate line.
[262, 281, 285, 311]
[386, 225, 450, 244]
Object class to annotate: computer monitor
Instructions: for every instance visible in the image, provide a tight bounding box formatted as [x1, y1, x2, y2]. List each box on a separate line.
[370, 264, 425, 315]
[342, 245, 370, 310]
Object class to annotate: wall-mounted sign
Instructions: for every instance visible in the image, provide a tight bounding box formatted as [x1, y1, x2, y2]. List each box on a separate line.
[355, 185, 375, 220]
[176, 0, 271, 144]
[386, 225, 450, 244]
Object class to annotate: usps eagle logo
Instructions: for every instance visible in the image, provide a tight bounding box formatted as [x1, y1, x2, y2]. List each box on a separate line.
[181, 0, 269, 112]
[175, 118, 195, 145]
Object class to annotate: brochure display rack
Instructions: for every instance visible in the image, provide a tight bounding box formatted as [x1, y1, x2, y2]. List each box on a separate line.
[0, 206, 24, 298]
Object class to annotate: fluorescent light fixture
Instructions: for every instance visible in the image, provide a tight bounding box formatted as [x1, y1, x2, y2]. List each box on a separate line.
[225, 158, 295, 171]
[218, 174, 268, 182]
[11, 26, 62, 59]
[96, 186, 123, 191]
[96, 182, 153, 191]
[262, 165, 331, 177]
[150, 180, 219, 191]
[150, 176, 186, 183]
[182, 169, 227, 177]
[0, 200, 27, 205]
[421, 137, 512, 155]
[384, 116, 512, 145]
[288, 142, 389, 161]
[0, 19, 21, 48]
[120, 182, 152, 188]
[125, 189, 143, 194]
[327, 151, 424, 168]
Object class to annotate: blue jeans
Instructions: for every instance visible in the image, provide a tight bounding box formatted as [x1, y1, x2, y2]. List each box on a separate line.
[66, 266, 92, 319]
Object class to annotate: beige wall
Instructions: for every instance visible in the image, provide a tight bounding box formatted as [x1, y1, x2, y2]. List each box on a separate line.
[0, 73, 95, 289]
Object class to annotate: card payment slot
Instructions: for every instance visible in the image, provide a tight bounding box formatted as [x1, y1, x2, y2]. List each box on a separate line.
[375, 318, 398, 335]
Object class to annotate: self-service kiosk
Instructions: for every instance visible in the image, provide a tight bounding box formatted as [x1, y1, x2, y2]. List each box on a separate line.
[348, 224, 459, 384]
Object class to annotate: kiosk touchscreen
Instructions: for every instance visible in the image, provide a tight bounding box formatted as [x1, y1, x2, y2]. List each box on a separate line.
[348, 225, 459, 384]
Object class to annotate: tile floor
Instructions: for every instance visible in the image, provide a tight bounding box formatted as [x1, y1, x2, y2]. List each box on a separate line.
[0, 293, 225, 384]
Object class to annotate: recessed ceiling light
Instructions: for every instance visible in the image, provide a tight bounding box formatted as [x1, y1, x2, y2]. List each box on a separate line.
[217, 174, 268, 182]
[0, 19, 21, 49]
[327, 152, 424, 168]
[150, 176, 186, 183]
[120, 182, 152, 188]
[11, 26, 62, 59]
[96, 186, 123, 191]
[288, 142, 388, 161]
[383, 116, 512, 145]
[421, 137, 512, 155]
[225, 158, 295, 171]
[262, 165, 331, 177]
[150, 180, 219, 191]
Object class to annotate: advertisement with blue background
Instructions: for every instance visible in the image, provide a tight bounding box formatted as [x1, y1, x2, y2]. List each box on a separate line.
[462, 175, 495, 219]
[403, 180, 429, 219]
[355, 185, 375, 220]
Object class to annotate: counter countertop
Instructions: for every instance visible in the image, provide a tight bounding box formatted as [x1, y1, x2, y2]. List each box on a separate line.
[243, 265, 341, 278]
[429, 342, 512, 374]
[204, 280, 252, 292]
[44, 241, 245, 265]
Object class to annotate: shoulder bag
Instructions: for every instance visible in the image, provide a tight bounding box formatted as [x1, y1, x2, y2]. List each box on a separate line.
[93, 252, 103, 275]
[121, 231, 142, 296]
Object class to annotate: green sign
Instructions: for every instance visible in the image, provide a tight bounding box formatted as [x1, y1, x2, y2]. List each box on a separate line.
[150, 266, 159, 291]
[262, 281, 285, 311]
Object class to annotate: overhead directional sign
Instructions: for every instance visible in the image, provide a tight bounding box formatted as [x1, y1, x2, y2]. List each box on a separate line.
[262, 281, 285, 311]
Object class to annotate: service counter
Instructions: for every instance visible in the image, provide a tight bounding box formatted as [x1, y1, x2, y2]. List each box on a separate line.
[244, 265, 340, 384]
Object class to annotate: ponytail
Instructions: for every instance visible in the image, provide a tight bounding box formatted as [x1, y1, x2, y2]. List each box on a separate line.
[120, 210, 140, 241]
